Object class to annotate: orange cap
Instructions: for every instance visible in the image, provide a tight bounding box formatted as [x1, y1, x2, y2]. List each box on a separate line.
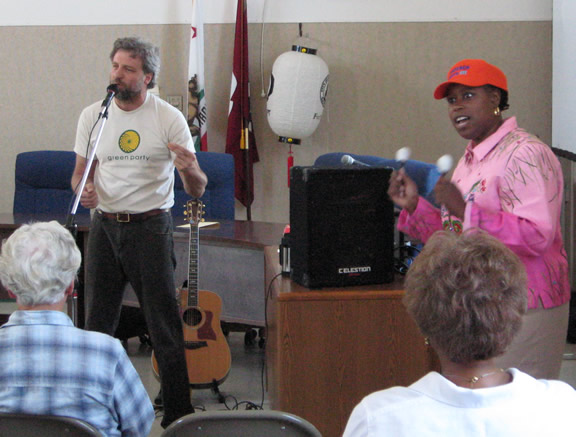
[434, 59, 508, 100]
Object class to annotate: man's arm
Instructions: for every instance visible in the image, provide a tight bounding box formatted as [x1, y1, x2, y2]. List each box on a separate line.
[167, 143, 207, 198]
[71, 154, 99, 209]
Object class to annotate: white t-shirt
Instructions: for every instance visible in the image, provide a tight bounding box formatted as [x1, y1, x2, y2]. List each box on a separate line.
[74, 93, 193, 213]
[343, 369, 576, 437]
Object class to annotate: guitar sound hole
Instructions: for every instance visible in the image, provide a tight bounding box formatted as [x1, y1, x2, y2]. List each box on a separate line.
[182, 307, 202, 328]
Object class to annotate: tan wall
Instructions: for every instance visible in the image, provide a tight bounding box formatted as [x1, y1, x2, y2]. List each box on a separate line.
[0, 21, 552, 224]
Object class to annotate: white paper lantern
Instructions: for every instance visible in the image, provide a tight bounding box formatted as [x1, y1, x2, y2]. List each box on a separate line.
[267, 45, 329, 144]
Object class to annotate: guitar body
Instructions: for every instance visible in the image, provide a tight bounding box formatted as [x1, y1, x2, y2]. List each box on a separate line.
[152, 287, 231, 388]
[152, 199, 231, 388]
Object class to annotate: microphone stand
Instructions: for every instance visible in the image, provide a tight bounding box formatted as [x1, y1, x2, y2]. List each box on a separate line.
[65, 105, 111, 327]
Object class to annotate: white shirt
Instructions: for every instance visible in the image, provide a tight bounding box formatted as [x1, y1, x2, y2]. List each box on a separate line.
[74, 93, 193, 213]
[343, 369, 576, 437]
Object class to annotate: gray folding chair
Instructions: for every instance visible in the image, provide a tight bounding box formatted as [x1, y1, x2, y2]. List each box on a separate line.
[0, 412, 103, 437]
[161, 410, 322, 437]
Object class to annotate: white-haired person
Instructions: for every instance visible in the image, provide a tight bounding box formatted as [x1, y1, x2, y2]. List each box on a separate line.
[343, 230, 576, 437]
[0, 221, 154, 437]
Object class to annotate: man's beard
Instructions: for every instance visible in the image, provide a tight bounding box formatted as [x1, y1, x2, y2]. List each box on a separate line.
[115, 86, 143, 102]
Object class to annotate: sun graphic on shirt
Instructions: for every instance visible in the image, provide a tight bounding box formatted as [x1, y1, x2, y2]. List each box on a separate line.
[118, 130, 140, 153]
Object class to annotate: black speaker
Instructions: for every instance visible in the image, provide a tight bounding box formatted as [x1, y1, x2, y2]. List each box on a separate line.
[290, 166, 395, 288]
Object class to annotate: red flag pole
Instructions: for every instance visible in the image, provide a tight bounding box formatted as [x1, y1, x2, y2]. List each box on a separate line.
[242, 120, 252, 220]
[240, 0, 251, 220]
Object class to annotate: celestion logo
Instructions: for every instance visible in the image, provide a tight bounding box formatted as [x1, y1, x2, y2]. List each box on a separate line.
[118, 130, 140, 153]
[338, 266, 371, 274]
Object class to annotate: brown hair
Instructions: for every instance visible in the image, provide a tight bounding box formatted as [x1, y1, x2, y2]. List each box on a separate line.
[110, 36, 160, 89]
[403, 230, 527, 364]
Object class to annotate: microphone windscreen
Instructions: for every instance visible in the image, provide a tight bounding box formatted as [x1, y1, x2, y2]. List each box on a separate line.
[436, 154, 454, 174]
[395, 147, 411, 163]
[341, 155, 354, 165]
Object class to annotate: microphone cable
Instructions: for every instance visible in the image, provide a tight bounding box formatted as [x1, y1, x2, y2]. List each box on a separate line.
[212, 272, 283, 412]
[393, 242, 422, 275]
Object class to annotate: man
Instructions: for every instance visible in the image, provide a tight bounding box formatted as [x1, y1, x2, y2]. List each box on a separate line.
[0, 221, 154, 437]
[71, 36, 207, 427]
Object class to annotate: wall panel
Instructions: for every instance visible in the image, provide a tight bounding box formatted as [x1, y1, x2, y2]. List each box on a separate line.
[0, 21, 551, 225]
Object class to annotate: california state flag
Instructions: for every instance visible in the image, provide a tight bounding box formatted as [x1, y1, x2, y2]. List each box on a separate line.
[188, 0, 208, 152]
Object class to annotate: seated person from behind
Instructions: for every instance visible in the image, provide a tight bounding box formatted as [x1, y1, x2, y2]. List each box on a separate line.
[0, 221, 154, 437]
[343, 229, 576, 437]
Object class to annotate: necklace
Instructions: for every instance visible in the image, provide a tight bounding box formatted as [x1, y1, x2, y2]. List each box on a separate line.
[443, 368, 506, 387]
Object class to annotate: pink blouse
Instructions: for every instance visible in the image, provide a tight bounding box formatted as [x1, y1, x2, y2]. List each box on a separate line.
[398, 117, 570, 309]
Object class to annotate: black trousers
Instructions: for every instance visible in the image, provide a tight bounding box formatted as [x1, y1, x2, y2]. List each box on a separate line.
[84, 212, 193, 426]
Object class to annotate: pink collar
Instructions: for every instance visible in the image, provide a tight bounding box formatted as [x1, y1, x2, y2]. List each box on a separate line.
[464, 117, 517, 165]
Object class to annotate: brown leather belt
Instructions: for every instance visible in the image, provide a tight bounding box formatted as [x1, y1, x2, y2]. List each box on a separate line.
[97, 209, 170, 223]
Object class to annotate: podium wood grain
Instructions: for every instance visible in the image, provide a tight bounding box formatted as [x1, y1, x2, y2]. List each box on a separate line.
[265, 246, 439, 437]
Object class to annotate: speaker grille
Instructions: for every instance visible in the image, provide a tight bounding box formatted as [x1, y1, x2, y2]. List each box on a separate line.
[290, 166, 395, 288]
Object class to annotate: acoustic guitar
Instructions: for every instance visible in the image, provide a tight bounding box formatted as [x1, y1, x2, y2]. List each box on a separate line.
[152, 199, 231, 388]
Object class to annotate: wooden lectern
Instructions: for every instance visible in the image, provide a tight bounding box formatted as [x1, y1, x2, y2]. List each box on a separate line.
[264, 246, 439, 437]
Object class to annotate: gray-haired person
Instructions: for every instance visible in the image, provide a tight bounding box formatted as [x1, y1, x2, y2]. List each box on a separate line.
[0, 221, 154, 436]
[71, 36, 207, 427]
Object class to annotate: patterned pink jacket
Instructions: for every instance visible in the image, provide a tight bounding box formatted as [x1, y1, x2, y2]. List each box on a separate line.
[398, 117, 570, 309]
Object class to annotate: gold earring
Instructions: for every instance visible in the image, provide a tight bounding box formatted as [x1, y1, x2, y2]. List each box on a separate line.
[494, 107, 501, 116]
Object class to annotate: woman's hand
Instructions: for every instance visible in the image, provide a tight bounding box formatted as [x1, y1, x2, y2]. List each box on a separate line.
[434, 177, 466, 219]
[388, 168, 419, 214]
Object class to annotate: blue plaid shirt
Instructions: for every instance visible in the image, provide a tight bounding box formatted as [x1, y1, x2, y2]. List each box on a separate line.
[0, 310, 154, 437]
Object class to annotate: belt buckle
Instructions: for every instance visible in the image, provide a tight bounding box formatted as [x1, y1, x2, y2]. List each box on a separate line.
[116, 212, 130, 223]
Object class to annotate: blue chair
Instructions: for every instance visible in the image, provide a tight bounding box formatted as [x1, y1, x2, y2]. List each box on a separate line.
[174, 151, 235, 221]
[14, 150, 90, 216]
[314, 152, 441, 206]
[14, 150, 235, 221]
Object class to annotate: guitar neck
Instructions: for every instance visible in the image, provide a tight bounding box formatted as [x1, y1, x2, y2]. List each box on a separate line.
[188, 223, 199, 307]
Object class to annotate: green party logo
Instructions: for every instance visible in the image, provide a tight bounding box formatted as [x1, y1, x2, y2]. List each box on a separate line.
[118, 130, 140, 153]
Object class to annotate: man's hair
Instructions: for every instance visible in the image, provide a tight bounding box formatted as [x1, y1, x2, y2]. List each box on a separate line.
[0, 221, 81, 307]
[403, 230, 527, 364]
[110, 36, 160, 89]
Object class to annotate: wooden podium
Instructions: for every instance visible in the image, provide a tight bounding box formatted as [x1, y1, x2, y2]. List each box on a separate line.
[264, 247, 439, 437]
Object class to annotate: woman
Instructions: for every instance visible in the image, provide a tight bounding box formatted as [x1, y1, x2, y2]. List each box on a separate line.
[343, 230, 576, 437]
[388, 59, 570, 379]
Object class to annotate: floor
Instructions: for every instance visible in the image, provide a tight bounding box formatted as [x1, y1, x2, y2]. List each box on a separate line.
[125, 327, 269, 437]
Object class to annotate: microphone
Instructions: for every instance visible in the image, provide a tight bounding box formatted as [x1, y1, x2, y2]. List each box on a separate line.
[99, 84, 119, 117]
[436, 154, 454, 175]
[395, 147, 411, 169]
[341, 155, 370, 166]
